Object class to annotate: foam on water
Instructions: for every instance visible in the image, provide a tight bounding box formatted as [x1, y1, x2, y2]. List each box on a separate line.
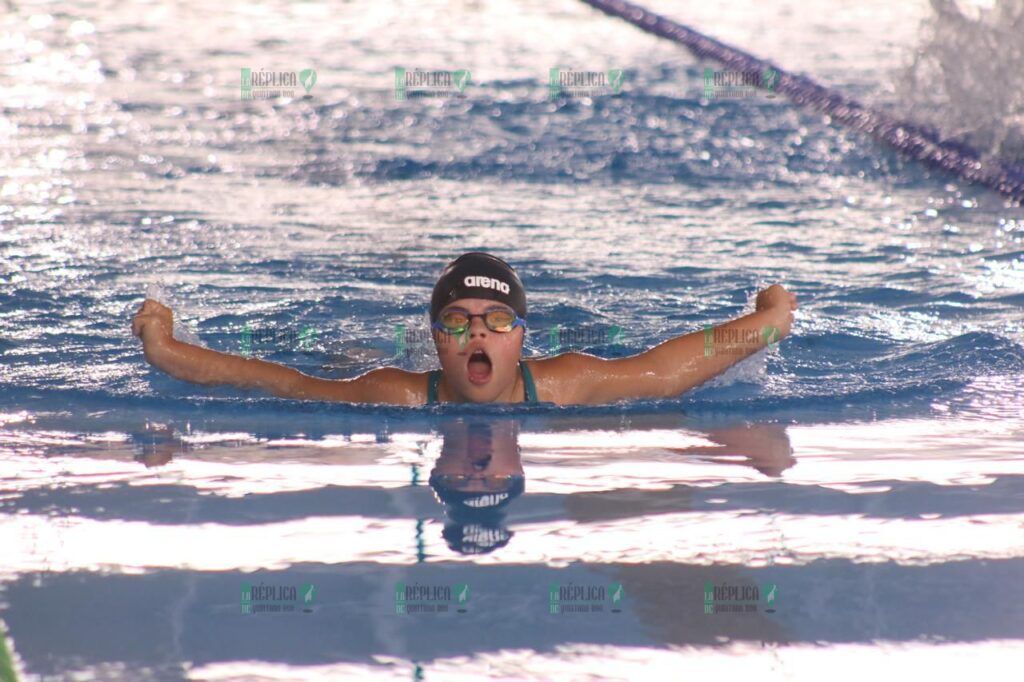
[140, 282, 205, 347]
[894, 0, 1024, 161]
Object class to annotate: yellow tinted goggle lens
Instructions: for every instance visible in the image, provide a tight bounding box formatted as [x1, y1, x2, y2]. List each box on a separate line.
[440, 310, 470, 331]
[484, 310, 515, 331]
[440, 474, 516, 490]
[439, 309, 517, 333]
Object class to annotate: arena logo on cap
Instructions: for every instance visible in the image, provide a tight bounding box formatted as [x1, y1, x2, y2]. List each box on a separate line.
[463, 275, 510, 294]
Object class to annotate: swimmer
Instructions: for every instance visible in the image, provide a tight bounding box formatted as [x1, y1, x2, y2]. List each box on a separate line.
[132, 251, 798, 405]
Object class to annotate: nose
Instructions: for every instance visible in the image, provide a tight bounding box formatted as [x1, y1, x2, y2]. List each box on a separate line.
[468, 313, 488, 337]
[469, 453, 492, 470]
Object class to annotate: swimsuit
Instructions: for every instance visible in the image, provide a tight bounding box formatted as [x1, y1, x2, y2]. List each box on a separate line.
[426, 359, 538, 404]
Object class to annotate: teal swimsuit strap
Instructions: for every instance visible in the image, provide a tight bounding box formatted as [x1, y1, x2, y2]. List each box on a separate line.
[426, 369, 441, 404]
[520, 359, 538, 403]
[426, 361, 536, 404]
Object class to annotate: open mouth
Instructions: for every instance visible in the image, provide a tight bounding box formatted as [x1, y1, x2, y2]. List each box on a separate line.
[466, 348, 493, 385]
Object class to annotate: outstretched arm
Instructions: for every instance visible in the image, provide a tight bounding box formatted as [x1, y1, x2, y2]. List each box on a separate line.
[131, 299, 422, 404]
[560, 284, 798, 404]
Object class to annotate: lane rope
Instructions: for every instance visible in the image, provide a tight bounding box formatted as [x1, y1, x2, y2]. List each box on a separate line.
[579, 0, 1024, 202]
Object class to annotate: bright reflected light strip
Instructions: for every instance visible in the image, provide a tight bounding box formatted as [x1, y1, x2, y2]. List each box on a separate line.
[2, 510, 1023, 573]
[181, 639, 1024, 680]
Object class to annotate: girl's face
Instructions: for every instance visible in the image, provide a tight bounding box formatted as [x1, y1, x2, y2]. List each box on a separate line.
[432, 298, 525, 403]
[431, 419, 524, 489]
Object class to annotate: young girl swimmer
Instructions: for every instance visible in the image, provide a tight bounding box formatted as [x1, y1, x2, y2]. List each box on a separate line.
[131, 252, 798, 405]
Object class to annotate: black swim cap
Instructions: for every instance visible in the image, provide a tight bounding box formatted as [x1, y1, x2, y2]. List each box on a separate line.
[441, 517, 513, 555]
[428, 473, 526, 511]
[430, 252, 527, 322]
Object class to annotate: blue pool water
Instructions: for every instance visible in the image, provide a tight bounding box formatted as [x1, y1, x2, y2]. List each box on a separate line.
[2, 0, 1024, 679]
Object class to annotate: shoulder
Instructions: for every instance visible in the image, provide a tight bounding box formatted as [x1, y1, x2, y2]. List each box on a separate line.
[362, 367, 432, 405]
[526, 352, 605, 374]
[523, 352, 606, 405]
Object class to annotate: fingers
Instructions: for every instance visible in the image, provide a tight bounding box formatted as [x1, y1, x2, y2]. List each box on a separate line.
[133, 301, 150, 338]
[132, 299, 169, 338]
[144, 299, 171, 317]
[774, 287, 797, 311]
[132, 312, 145, 338]
[137, 298, 171, 314]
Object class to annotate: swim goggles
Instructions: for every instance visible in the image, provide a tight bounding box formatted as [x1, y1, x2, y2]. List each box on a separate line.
[431, 306, 527, 335]
[430, 473, 524, 492]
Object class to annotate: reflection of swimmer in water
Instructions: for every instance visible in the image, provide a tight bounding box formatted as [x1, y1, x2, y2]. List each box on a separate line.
[132, 251, 798, 405]
[667, 422, 796, 478]
[428, 419, 524, 554]
[122, 414, 794, 557]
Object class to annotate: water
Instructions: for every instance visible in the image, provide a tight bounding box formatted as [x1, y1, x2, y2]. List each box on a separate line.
[2, 0, 1024, 679]
[895, 0, 1024, 160]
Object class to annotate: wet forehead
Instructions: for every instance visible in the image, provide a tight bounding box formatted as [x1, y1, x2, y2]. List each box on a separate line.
[440, 298, 514, 315]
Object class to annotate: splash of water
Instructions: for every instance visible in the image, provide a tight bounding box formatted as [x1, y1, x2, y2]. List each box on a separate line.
[896, 0, 1024, 161]
[142, 283, 204, 347]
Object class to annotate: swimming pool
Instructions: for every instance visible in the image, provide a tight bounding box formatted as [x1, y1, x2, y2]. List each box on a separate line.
[2, 0, 1023, 679]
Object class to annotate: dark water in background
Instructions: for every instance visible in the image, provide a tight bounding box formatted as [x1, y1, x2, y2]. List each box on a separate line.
[1, 0, 1023, 679]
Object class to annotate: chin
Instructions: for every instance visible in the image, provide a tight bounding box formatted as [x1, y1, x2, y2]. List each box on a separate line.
[461, 382, 503, 403]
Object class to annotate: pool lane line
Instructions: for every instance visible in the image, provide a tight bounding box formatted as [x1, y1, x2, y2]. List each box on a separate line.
[578, 0, 1024, 203]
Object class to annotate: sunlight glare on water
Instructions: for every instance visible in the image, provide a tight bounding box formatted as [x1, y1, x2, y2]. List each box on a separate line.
[1, 0, 1023, 679]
